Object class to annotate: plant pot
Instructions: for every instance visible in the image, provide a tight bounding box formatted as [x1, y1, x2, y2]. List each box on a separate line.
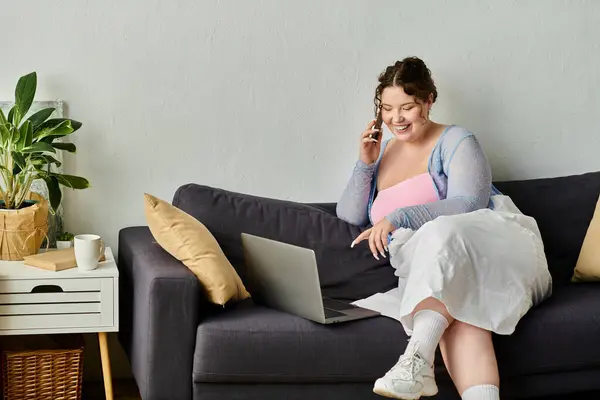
[56, 240, 73, 249]
[0, 193, 49, 260]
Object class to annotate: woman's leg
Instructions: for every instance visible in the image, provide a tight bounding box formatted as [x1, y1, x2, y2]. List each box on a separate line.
[374, 297, 454, 399]
[407, 297, 455, 362]
[439, 321, 500, 399]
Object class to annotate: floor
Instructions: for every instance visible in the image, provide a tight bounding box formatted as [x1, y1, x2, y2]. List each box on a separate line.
[82, 380, 141, 400]
[80, 380, 600, 400]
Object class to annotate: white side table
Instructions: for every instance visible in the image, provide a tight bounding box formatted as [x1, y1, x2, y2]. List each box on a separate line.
[0, 247, 119, 400]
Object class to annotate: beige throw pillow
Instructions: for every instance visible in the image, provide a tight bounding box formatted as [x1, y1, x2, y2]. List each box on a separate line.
[144, 193, 250, 304]
[572, 196, 600, 282]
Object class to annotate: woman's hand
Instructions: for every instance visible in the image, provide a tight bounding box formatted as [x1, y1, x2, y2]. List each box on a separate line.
[359, 119, 381, 165]
[351, 217, 395, 260]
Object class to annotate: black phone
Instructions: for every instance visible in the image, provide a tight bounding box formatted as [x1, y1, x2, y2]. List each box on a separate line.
[370, 110, 383, 140]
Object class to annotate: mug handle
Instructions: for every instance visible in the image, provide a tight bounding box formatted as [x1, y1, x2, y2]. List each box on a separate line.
[98, 239, 106, 261]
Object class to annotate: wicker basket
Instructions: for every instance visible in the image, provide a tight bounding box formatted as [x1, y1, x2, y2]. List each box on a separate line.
[0, 334, 84, 400]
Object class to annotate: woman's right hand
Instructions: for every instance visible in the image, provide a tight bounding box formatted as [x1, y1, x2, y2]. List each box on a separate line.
[359, 119, 381, 165]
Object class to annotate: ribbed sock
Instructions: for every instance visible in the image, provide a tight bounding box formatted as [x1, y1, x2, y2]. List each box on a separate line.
[405, 309, 449, 365]
[461, 384, 500, 400]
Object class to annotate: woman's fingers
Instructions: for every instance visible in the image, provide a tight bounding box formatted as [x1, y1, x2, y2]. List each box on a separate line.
[352, 227, 387, 260]
[368, 229, 379, 260]
[351, 228, 371, 248]
[380, 228, 389, 254]
[374, 229, 386, 258]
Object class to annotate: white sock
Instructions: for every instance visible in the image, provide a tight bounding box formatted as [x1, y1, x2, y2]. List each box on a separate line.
[461, 384, 500, 400]
[405, 309, 449, 365]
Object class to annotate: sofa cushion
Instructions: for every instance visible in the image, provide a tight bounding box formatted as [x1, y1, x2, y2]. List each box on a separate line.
[494, 283, 600, 378]
[494, 171, 600, 285]
[192, 300, 409, 383]
[192, 284, 600, 384]
[172, 184, 397, 301]
[144, 193, 250, 305]
[572, 196, 600, 282]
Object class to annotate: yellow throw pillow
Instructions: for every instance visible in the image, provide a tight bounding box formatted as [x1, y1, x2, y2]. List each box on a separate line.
[572, 196, 600, 282]
[143, 193, 250, 304]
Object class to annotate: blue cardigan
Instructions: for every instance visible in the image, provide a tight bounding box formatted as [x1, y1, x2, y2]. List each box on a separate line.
[336, 125, 500, 229]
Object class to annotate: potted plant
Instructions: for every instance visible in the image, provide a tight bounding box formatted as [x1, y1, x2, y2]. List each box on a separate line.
[0, 72, 90, 260]
[56, 231, 75, 249]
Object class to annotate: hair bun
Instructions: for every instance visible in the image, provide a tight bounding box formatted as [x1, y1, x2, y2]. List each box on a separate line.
[400, 57, 429, 81]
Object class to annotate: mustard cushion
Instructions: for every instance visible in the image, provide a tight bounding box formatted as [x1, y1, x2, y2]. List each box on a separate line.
[572, 196, 600, 282]
[144, 193, 250, 304]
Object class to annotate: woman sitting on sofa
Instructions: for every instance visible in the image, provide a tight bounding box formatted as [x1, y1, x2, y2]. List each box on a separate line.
[337, 57, 552, 400]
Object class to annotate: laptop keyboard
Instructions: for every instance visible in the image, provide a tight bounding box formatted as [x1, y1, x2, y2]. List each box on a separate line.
[324, 308, 346, 319]
[322, 297, 357, 311]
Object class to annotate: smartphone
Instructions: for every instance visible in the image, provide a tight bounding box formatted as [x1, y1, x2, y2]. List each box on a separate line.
[369, 110, 383, 140]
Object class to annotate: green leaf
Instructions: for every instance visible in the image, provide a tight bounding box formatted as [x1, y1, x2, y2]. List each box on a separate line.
[11, 151, 26, 170]
[0, 108, 7, 125]
[26, 107, 55, 131]
[22, 142, 56, 154]
[43, 175, 62, 211]
[52, 173, 90, 189]
[17, 120, 33, 150]
[15, 72, 37, 123]
[51, 142, 76, 153]
[31, 154, 62, 168]
[34, 119, 77, 141]
[11, 125, 21, 144]
[7, 106, 15, 124]
[0, 124, 10, 146]
[35, 118, 81, 133]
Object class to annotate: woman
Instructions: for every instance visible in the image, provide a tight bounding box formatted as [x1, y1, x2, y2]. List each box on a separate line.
[336, 57, 552, 400]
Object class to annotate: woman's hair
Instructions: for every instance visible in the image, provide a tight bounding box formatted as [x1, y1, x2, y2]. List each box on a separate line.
[373, 57, 438, 121]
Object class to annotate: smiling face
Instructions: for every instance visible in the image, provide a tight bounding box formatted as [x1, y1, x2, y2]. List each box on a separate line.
[380, 86, 432, 142]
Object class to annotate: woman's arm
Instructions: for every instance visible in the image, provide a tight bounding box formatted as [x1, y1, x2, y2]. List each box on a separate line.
[385, 134, 492, 230]
[336, 160, 376, 226]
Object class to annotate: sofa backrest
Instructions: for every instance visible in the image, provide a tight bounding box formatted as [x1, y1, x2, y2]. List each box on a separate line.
[494, 171, 600, 284]
[172, 171, 600, 292]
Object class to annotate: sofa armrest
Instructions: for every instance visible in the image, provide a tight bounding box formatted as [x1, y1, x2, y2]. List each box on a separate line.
[118, 226, 206, 400]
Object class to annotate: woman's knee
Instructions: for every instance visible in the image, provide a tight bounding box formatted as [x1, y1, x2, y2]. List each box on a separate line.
[422, 216, 469, 243]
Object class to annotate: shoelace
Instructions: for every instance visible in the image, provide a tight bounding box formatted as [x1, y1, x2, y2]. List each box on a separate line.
[390, 345, 426, 381]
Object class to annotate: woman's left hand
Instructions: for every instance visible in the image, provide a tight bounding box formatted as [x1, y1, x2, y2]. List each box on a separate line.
[351, 218, 395, 260]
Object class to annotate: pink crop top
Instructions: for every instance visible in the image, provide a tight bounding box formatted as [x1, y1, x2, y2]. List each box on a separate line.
[370, 173, 439, 225]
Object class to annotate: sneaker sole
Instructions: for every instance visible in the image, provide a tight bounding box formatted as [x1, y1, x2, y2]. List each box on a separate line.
[373, 382, 438, 400]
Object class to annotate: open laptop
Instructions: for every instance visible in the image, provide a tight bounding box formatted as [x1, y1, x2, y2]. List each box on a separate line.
[241, 233, 380, 324]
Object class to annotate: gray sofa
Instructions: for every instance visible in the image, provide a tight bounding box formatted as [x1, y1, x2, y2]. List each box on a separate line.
[118, 171, 600, 400]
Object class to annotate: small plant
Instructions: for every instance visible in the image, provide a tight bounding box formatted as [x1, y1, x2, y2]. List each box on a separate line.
[0, 71, 90, 212]
[57, 231, 74, 241]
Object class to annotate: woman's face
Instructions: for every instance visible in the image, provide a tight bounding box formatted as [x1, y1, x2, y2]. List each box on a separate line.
[380, 86, 431, 142]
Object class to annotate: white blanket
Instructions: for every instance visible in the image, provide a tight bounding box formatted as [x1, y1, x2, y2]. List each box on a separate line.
[352, 195, 552, 335]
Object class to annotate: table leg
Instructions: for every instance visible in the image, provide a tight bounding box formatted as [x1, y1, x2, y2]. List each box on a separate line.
[98, 332, 114, 400]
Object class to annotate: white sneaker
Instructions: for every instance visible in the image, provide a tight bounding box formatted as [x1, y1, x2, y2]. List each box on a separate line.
[373, 346, 438, 399]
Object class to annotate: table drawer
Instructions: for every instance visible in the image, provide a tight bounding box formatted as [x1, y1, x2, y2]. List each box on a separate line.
[0, 278, 101, 294]
[0, 314, 102, 330]
[0, 278, 114, 332]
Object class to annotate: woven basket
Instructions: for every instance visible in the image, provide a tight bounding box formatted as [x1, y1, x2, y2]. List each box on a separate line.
[1, 334, 84, 400]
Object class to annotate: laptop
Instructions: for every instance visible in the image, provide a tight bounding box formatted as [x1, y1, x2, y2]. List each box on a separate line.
[241, 233, 380, 324]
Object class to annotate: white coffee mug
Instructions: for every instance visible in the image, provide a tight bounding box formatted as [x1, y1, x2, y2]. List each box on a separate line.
[74, 234, 105, 271]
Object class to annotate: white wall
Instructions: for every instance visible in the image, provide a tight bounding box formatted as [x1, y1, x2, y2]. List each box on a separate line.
[4, 0, 600, 250]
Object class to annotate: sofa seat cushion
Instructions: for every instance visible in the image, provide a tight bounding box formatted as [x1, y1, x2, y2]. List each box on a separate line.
[192, 300, 409, 383]
[193, 284, 600, 384]
[494, 283, 600, 378]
